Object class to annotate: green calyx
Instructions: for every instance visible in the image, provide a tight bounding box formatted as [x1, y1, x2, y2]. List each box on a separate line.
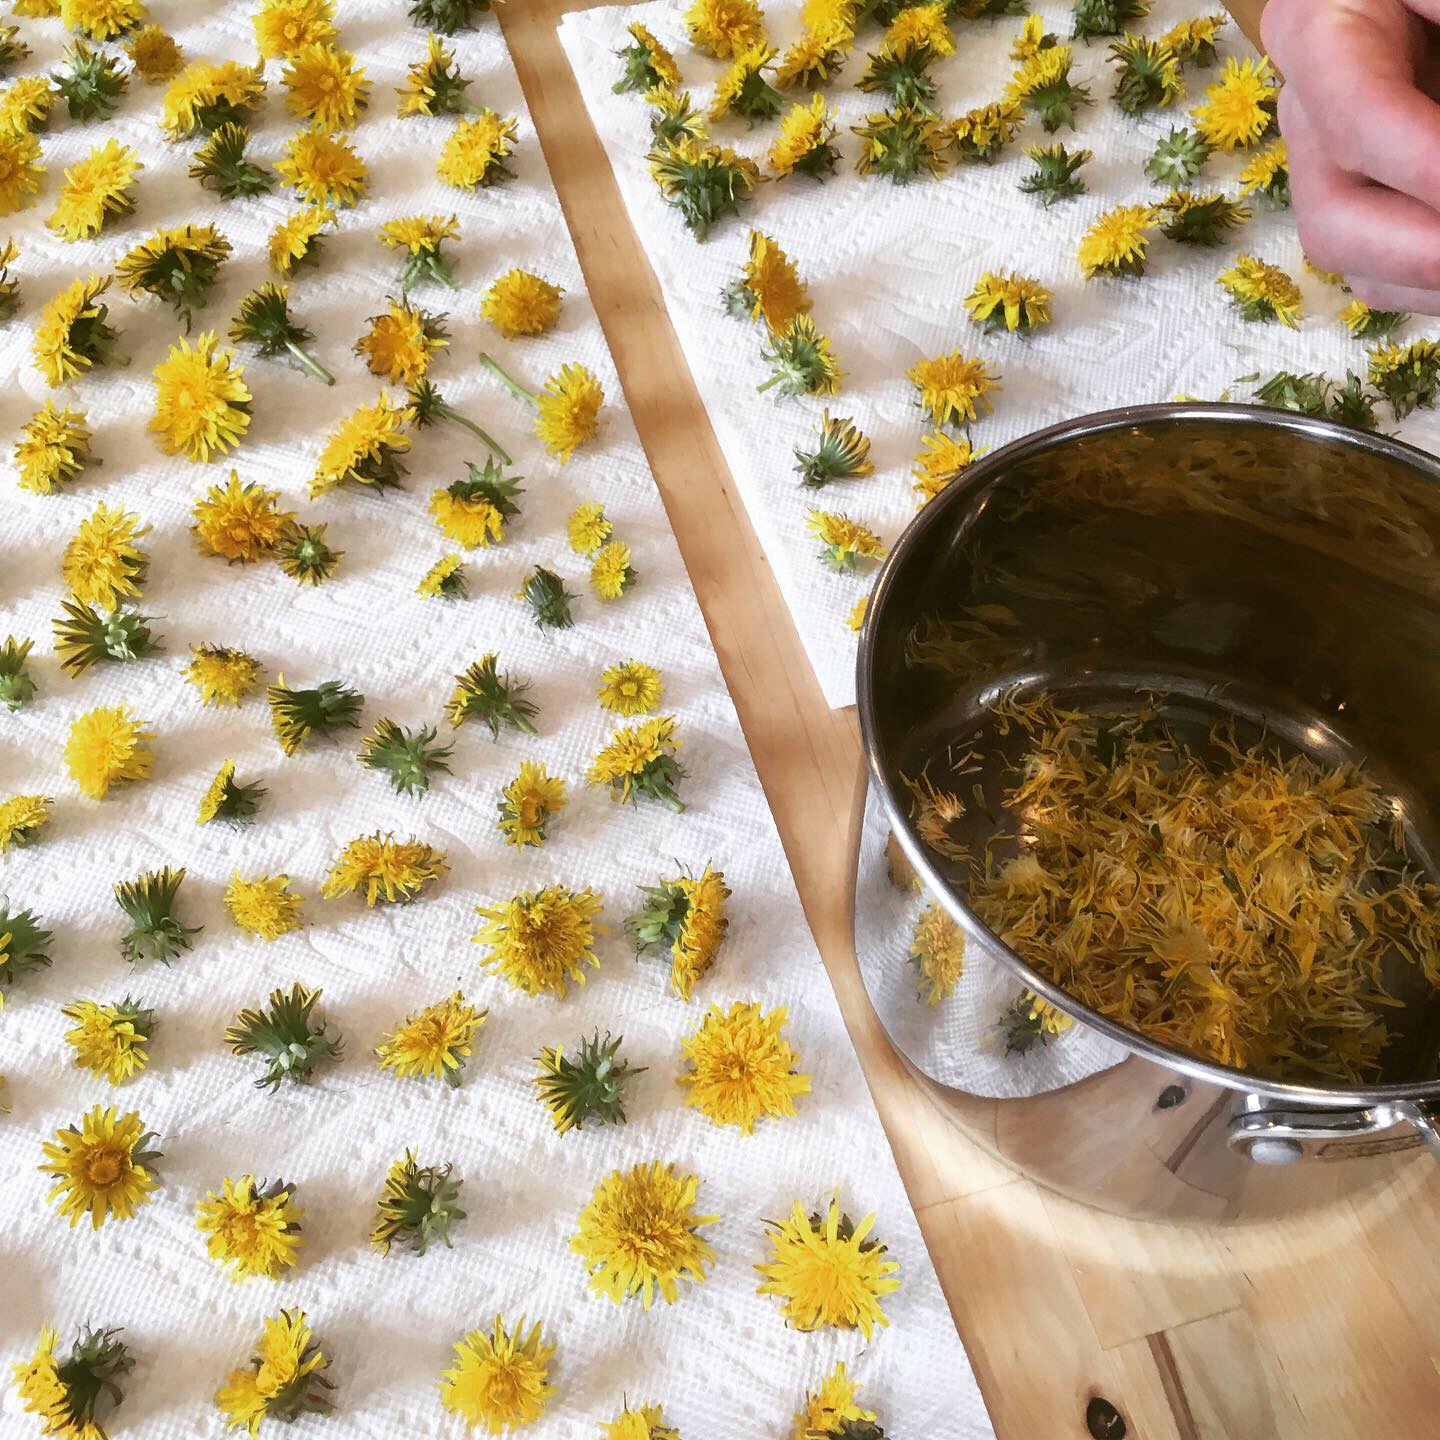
[115, 866, 200, 967]
[1018, 143, 1092, 205]
[55, 1327, 134, 1426]
[1145, 125, 1210, 187]
[519, 567, 576, 632]
[627, 880, 689, 954]
[373, 1151, 466, 1255]
[447, 653, 537, 738]
[0, 901, 53, 989]
[52, 602, 161, 676]
[225, 983, 343, 1091]
[450, 456, 524, 519]
[858, 45, 939, 116]
[0, 635, 38, 710]
[268, 678, 365, 755]
[648, 141, 757, 241]
[614, 41, 666, 95]
[276, 522, 342, 585]
[359, 719, 453, 798]
[189, 123, 274, 200]
[229, 284, 334, 385]
[534, 1031, 643, 1134]
[53, 42, 127, 123]
[1250, 371, 1380, 433]
[408, 0, 498, 34]
[1072, 0, 1149, 41]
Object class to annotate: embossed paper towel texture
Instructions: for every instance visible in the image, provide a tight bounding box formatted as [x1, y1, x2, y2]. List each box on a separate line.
[560, 0, 1440, 707]
[0, 4, 994, 1436]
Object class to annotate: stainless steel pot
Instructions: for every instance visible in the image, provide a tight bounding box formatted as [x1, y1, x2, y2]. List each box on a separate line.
[855, 403, 1440, 1222]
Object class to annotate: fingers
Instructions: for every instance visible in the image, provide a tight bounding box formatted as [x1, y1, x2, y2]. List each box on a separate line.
[1263, 0, 1440, 211]
[1284, 93, 1440, 293]
[1345, 278, 1440, 319]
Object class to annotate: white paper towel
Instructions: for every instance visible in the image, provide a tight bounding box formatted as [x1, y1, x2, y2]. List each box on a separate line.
[560, 0, 1440, 707]
[0, 4, 995, 1436]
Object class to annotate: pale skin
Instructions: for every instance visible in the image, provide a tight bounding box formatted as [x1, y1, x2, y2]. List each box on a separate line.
[1262, 0, 1440, 313]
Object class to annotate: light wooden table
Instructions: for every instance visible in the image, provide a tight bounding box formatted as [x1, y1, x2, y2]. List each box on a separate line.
[500, 6, 1440, 1435]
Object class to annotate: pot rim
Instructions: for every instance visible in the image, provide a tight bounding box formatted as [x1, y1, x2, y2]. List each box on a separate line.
[856, 400, 1440, 1107]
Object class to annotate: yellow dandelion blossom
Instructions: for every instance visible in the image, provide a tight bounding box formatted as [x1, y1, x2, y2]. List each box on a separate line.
[1077, 203, 1157, 279]
[40, 1104, 160, 1229]
[1218, 252, 1303, 327]
[160, 60, 265, 140]
[910, 900, 964, 1004]
[912, 431, 983, 506]
[48, 138, 141, 242]
[283, 42, 368, 131]
[378, 212, 460, 285]
[792, 1362, 876, 1440]
[907, 350, 1000, 427]
[0, 793, 50, 853]
[0, 75, 57, 135]
[437, 110, 518, 191]
[739, 229, 811, 333]
[621, 22, 683, 91]
[184, 644, 260, 707]
[191, 473, 294, 563]
[61, 0, 146, 41]
[214, 1310, 330, 1434]
[497, 761, 567, 849]
[355, 297, 447, 386]
[62, 501, 148, 609]
[0, 128, 41, 213]
[254, 0, 336, 60]
[150, 332, 251, 462]
[481, 268, 564, 339]
[439, 1317, 556, 1434]
[126, 24, 181, 82]
[64, 704, 153, 800]
[62, 998, 152, 1085]
[591, 540, 636, 601]
[756, 1197, 901, 1339]
[1010, 14, 1048, 62]
[310, 391, 413, 497]
[376, 991, 485, 1086]
[597, 659, 662, 716]
[963, 270, 1051, 334]
[276, 127, 368, 206]
[224, 873, 304, 941]
[573, 1162, 717, 1309]
[536, 362, 603, 461]
[323, 833, 448, 907]
[604, 1404, 678, 1440]
[1161, 13, 1227, 62]
[805, 508, 886, 573]
[769, 92, 838, 176]
[1192, 55, 1276, 150]
[196, 1175, 302, 1281]
[473, 885, 604, 999]
[429, 489, 503, 548]
[679, 1001, 811, 1133]
[268, 205, 335, 275]
[418, 552, 467, 599]
[16, 401, 92, 495]
[685, 0, 765, 58]
[632, 863, 731, 1001]
[774, 25, 853, 89]
[568, 500, 611, 554]
[588, 715, 685, 811]
[886, 1, 953, 56]
[1239, 136, 1289, 201]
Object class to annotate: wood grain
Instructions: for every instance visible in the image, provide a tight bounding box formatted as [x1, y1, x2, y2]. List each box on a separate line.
[500, 4, 1440, 1435]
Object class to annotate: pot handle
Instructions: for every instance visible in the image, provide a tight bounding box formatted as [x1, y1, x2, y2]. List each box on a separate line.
[1228, 1096, 1440, 1165]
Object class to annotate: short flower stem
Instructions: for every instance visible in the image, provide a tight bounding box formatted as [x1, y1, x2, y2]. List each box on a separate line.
[479, 352, 538, 408]
[755, 374, 781, 394]
[438, 402, 512, 466]
[286, 340, 335, 386]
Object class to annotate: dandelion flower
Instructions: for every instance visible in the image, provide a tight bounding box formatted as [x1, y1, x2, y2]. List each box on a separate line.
[371, 1151, 466, 1254]
[12, 1327, 133, 1440]
[150, 333, 252, 462]
[1108, 34, 1184, 115]
[197, 760, 266, 827]
[645, 88, 707, 149]
[0, 75, 56, 136]
[214, 1310, 333, 1433]
[685, 0, 765, 59]
[710, 43, 782, 127]
[963, 271, 1051, 335]
[792, 1362, 876, 1440]
[1077, 203, 1157, 278]
[270, 676, 363, 755]
[376, 991, 485, 1086]
[310, 392, 412, 496]
[185, 644, 261, 707]
[254, 0, 337, 60]
[474, 886, 604, 999]
[588, 716, 686, 811]
[1158, 188, 1251, 246]
[572, 1160, 717, 1307]
[397, 33, 478, 117]
[447, 653, 538, 738]
[117, 223, 231, 327]
[1002, 986, 1075, 1054]
[647, 135, 761, 238]
[1, 899, 52, 999]
[437, 110, 518, 190]
[0, 793, 50, 853]
[324, 833, 448, 906]
[439, 1317, 555, 1434]
[356, 297, 447, 386]
[191, 473, 293, 563]
[949, 98, 1025, 165]
[60, 0, 145, 39]
[758, 314, 841, 397]
[225, 285, 330, 385]
[197, 1175, 303, 1280]
[125, 23, 181, 82]
[615, 22, 682, 94]
[225, 983, 342, 1090]
[1218, 253, 1302, 327]
[52, 597, 161, 677]
[417, 553, 468, 600]
[276, 127, 368, 206]
[62, 997, 152, 1085]
[1239, 136, 1289, 206]
[1020, 140, 1092, 203]
[65, 704, 153, 799]
[806, 508, 886, 574]
[277, 520, 343, 585]
[679, 1001, 810, 1133]
[428, 457, 522, 549]
[591, 540, 637, 601]
[224, 873, 303, 941]
[1192, 55, 1276, 150]
[727, 228, 810, 334]
[1340, 298, 1407, 341]
[62, 502, 147, 609]
[568, 500, 611, 554]
[48, 138, 140, 243]
[756, 1197, 900, 1339]
[481, 268, 563, 339]
[912, 431, 983, 506]
[907, 350, 998, 427]
[268, 205, 335, 275]
[482, 352, 604, 461]
[497, 761, 566, 849]
[534, 1031, 642, 1134]
[598, 659, 662, 716]
[40, 1104, 161, 1229]
[769, 92, 840, 177]
[603, 1404, 677, 1440]
[628, 863, 730, 1000]
[845, 595, 869, 632]
[16, 401, 92, 495]
[160, 60, 265, 139]
[910, 900, 964, 1003]
[283, 42, 369, 131]
[379, 212, 460, 290]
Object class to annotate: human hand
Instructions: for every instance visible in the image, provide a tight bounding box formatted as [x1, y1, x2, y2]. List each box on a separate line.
[1263, 0, 1440, 313]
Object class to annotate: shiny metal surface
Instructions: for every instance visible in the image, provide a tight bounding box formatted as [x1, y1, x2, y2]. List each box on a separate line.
[854, 404, 1440, 1217]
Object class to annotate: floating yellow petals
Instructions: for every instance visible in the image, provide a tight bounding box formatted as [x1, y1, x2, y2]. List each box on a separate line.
[679, 1001, 811, 1133]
